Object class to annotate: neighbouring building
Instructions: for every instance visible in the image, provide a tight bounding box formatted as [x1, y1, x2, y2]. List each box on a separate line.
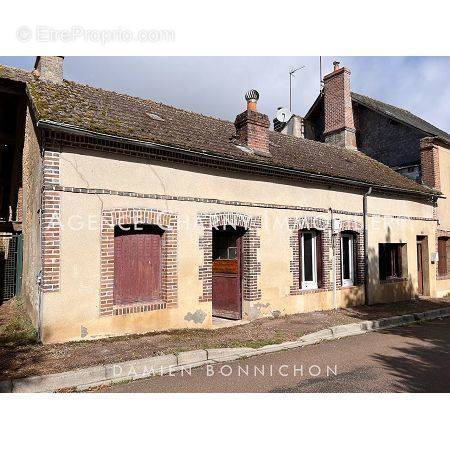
[0, 57, 443, 343]
[297, 61, 450, 298]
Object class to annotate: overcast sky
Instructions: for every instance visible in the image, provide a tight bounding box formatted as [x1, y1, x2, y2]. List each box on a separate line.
[1, 56, 449, 132]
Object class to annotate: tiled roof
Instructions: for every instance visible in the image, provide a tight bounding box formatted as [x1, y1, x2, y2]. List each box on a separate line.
[0, 65, 34, 84]
[0, 64, 437, 196]
[351, 92, 450, 146]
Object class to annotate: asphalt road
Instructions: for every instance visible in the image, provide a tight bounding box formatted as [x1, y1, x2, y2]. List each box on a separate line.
[102, 317, 450, 393]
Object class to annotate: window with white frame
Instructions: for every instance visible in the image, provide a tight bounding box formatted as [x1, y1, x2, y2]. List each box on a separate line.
[341, 233, 355, 286]
[301, 230, 319, 290]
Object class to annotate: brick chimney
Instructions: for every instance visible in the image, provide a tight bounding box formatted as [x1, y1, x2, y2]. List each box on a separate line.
[323, 61, 356, 149]
[235, 90, 270, 156]
[33, 56, 64, 84]
[420, 137, 441, 190]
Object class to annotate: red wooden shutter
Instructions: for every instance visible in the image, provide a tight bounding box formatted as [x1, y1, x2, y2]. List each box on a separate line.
[298, 230, 303, 287]
[438, 238, 448, 276]
[316, 231, 323, 288]
[114, 227, 162, 304]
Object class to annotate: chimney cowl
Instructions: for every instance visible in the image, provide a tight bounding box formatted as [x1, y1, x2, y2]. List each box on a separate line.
[245, 89, 260, 111]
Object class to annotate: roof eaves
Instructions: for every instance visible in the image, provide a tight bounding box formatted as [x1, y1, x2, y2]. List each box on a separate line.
[37, 118, 439, 199]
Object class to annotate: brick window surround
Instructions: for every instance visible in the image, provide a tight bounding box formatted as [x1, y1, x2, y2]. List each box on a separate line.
[337, 220, 364, 287]
[289, 217, 363, 295]
[100, 208, 178, 316]
[198, 212, 261, 303]
[289, 217, 331, 295]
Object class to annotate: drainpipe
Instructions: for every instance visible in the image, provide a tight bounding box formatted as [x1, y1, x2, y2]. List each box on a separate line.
[37, 129, 45, 341]
[330, 207, 337, 310]
[363, 187, 373, 306]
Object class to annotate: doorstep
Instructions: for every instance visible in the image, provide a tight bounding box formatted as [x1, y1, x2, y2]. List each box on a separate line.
[211, 316, 250, 329]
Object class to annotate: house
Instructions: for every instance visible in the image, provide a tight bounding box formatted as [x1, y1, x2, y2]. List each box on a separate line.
[297, 61, 450, 298]
[0, 57, 442, 343]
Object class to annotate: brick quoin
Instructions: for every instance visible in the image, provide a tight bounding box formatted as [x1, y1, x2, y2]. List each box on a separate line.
[41, 150, 61, 292]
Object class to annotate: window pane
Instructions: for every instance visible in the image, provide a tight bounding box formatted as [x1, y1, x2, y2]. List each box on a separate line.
[303, 233, 313, 281]
[342, 236, 350, 279]
[228, 246, 237, 260]
[379, 243, 405, 280]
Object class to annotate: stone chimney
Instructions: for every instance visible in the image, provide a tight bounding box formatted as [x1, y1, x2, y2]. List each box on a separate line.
[323, 61, 356, 149]
[234, 90, 270, 156]
[33, 56, 64, 84]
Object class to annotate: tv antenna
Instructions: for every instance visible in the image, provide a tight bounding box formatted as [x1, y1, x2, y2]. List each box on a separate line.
[289, 65, 305, 111]
[320, 56, 324, 91]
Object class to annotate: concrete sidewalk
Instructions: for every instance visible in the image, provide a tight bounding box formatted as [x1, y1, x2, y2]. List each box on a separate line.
[1, 306, 450, 393]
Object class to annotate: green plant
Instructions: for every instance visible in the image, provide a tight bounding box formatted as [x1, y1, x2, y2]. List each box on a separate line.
[0, 297, 38, 346]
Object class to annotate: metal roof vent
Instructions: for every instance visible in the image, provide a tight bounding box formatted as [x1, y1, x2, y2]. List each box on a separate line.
[146, 111, 164, 121]
[245, 89, 259, 102]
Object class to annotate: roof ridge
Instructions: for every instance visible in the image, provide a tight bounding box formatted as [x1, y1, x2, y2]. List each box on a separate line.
[61, 79, 235, 126]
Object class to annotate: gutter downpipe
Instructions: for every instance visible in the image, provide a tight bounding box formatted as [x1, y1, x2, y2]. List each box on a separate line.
[330, 207, 337, 310]
[37, 129, 45, 341]
[363, 186, 373, 306]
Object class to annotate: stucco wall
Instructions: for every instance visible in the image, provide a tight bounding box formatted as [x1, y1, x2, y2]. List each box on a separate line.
[40, 147, 437, 343]
[21, 107, 42, 326]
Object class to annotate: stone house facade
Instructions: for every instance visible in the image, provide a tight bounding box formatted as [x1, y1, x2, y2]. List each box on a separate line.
[0, 57, 442, 343]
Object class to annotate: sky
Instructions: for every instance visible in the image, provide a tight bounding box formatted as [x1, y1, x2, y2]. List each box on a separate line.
[1, 56, 449, 132]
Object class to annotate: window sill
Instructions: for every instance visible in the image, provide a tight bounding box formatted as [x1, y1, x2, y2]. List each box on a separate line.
[298, 287, 328, 295]
[380, 277, 408, 285]
[113, 300, 167, 316]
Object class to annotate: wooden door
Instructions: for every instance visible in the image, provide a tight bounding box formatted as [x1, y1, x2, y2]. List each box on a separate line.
[417, 241, 424, 295]
[114, 226, 162, 305]
[212, 228, 243, 319]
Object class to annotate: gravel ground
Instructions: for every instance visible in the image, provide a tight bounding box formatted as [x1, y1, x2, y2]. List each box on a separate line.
[1, 297, 449, 381]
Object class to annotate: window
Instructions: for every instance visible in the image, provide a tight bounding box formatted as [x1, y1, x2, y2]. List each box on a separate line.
[379, 243, 405, 281]
[300, 230, 323, 290]
[341, 233, 355, 286]
[438, 238, 449, 276]
[213, 229, 239, 260]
